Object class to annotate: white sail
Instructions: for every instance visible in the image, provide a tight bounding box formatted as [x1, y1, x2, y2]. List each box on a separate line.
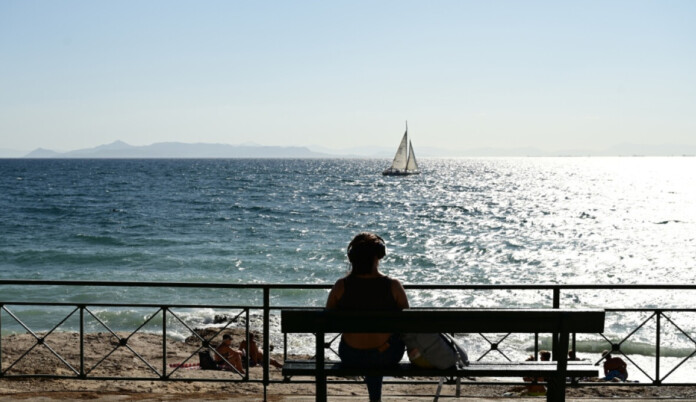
[389, 131, 409, 170]
[406, 140, 418, 171]
[383, 121, 420, 175]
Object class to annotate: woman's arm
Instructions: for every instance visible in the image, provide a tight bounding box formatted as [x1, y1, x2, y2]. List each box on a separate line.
[325, 278, 345, 309]
[391, 279, 409, 309]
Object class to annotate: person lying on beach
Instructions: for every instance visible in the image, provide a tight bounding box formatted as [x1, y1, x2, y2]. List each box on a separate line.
[602, 350, 628, 381]
[326, 232, 409, 402]
[214, 334, 245, 374]
[239, 333, 283, 369]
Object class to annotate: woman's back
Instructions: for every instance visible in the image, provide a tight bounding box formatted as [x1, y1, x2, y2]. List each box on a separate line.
[336, 275, 400, 311]
[328, 273, 407, 349]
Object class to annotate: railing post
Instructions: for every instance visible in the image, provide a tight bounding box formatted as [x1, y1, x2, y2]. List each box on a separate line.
[79, 305, 85, 378]
[0, 304, 3, 376]
[245, 308, 250, 381]
[552, 287, 560, 360]
[655, 311, 661, 384]
[263, 286, 270, 401]
[162, 307, 167, 379]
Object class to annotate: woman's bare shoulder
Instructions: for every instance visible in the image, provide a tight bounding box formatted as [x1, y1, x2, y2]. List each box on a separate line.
[389, 277, 405, 288]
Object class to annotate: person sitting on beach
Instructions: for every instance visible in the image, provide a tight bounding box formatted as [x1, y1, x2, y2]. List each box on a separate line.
[326, 232, 409, 402]
[214, 334, 245, 374]
[240, 333, 283, 369]
[568, 349, 582, 361]
[602, 350, 628, 381]
[567, 349, 583, 383]
[506, 351, 550, 397]
[524, 350, 551, 396]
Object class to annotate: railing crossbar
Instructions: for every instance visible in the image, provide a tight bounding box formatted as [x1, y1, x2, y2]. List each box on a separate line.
[82, 307, 162, 377]
[662, 312, 696, 346]
[597, 320, 655, 382]
[476, 332, 513, 362]
[1, 305, 81, 376]
[654, 312, 696, 383]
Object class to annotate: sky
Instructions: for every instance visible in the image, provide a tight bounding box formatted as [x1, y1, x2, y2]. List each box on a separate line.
[1, 0, 695, 154]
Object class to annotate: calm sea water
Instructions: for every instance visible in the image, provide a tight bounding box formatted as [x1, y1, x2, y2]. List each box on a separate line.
[1, 158, 695, 381]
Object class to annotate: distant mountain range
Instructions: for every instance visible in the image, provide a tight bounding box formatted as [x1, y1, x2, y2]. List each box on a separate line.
[22, 141, 331, 159]
[3, 141, 695, 158]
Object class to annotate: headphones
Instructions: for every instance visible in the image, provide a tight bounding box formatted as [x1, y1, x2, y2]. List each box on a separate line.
[347, 233, 386, 262]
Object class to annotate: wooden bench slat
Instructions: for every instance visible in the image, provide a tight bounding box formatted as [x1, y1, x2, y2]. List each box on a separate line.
[281, 309, 605, 334]
[283, 360, 600, 378]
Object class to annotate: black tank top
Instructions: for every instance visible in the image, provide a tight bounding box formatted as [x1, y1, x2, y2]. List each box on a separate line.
[336, 276, 400, 311]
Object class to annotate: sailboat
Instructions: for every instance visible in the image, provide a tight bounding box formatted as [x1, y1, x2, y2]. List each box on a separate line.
[382, 122, 420, 176]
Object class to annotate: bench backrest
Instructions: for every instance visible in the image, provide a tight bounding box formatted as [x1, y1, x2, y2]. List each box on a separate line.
[281, 308, 605, 334]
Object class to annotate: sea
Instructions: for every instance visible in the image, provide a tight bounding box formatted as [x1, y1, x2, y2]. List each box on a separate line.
[1, 157, 695, 382]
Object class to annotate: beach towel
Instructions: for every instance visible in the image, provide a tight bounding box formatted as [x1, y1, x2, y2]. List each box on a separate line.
[168, 362, 201, 369]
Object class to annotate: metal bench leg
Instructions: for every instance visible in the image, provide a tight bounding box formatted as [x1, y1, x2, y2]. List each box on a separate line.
[548, 328, 570, 402]
[316, 331, 327, 402]
[316, 375, 327, 402]
[546, 376, 565, 402]
[433, 376, 445, 402]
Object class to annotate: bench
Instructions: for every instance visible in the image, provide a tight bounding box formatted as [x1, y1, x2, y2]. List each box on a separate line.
[281, 308, 605, 402]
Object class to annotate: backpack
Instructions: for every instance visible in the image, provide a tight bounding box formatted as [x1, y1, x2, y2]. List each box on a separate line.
[199, 350, 219, 370]
[401, 333, 469, 369]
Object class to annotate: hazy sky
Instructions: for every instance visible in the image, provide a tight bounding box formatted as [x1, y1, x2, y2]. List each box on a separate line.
[1, 0, 694, 153]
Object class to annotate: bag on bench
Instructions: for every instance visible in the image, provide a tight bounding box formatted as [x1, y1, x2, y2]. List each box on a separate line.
[402, 333, 469, 369]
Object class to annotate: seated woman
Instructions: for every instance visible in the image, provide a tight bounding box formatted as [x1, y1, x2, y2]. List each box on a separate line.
[326, 232, 409, 402]
[239, 333, 283, 368]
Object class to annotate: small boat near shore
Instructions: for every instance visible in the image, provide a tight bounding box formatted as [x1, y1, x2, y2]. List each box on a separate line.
[382, 122, 420, 176]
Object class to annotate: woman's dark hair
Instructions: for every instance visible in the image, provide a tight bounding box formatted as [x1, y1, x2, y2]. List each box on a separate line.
[346, 232, 386, 275]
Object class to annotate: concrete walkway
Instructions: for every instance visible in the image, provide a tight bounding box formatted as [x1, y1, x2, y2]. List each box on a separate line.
[3, 395, 694, 401]
[280, 398, 695, 402]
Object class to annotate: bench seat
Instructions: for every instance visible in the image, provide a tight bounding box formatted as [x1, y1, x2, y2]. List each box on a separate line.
[281, 308, 605, 402]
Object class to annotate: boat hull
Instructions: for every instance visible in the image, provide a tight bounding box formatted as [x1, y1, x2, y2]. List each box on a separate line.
[382, 169, 420, 176]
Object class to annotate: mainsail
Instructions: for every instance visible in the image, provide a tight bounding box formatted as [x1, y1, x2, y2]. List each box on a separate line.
[383, 121, 420, 175]
[389, 131, 409, 171]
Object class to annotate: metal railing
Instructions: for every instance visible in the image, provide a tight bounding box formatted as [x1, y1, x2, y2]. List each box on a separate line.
[2, 280, 696, 399]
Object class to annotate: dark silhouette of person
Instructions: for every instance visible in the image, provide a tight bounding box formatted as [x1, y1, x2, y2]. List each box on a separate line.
[326, 232, 409, 402]
[602, 350, 628, 381]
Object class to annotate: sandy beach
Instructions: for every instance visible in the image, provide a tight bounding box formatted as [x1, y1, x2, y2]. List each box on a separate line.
[2, 330, 696, 401]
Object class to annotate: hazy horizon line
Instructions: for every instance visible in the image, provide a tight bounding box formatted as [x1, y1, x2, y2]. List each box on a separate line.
[1, 139, 696, 158]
